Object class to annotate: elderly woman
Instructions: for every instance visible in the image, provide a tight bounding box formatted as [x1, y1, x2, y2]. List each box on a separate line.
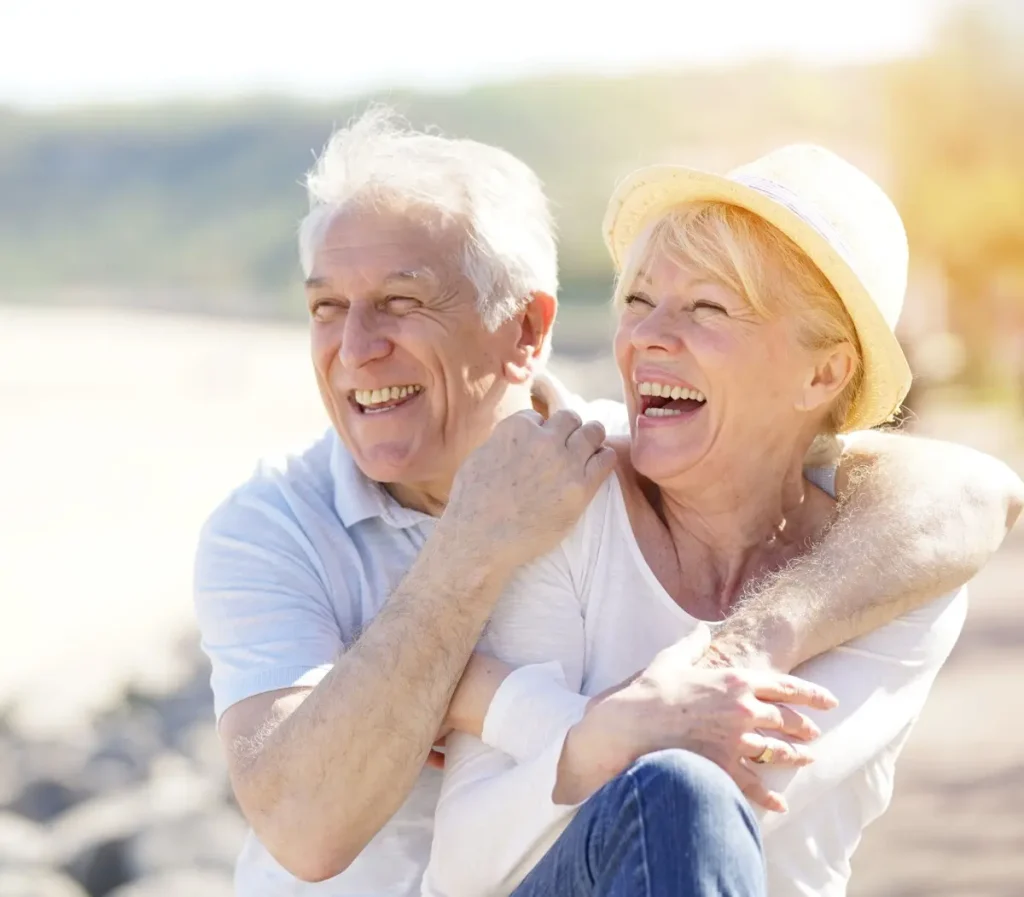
[421, 146, 968, 897]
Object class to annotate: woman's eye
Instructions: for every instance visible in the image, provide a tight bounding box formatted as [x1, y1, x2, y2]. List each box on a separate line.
[693, 301, 726, 314]
[624, 293, 653, 308]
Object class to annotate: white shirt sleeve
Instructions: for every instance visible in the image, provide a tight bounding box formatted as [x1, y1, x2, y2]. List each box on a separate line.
[757, 585, 968, 835]
[422, 541, 590, 897]
[193, 481, 344, 721]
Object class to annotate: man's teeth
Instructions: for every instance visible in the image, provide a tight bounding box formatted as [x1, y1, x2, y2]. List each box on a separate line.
[353, 384, 423, 407]
[636, 381, 707, 402]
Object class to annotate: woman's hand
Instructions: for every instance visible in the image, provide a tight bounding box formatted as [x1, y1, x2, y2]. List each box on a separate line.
[557, 627, 837, 811]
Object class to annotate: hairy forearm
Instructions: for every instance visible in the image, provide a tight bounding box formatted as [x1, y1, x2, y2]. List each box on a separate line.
[709, 431, 1023, 673]
[235, 522, 510, 880]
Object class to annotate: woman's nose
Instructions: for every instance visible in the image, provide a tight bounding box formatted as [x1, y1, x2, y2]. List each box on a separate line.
[631, 305, 686, 354]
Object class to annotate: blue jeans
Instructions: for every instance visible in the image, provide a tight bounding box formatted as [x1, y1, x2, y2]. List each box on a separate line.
[510, 749, 766, 897]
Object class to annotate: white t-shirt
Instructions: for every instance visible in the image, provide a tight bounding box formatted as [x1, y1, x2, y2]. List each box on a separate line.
[423, 473, 968, 897]
[193, 372, 629, 897]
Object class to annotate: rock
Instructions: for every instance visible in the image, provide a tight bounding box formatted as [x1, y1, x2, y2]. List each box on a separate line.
[105, 870, 233, 897]
[85, 706, 168, 793]
[0, 731, 22, 806]
[173, 720, 223, 776]
[0, 811, 53, 866]
[124, 809, 247, 878]
[67, 836, 132, 897]
[52, 756, 222, 894]
[10, 777, 88, 822]
[11, 738, 95, 821]
[0, 869, 90, 897]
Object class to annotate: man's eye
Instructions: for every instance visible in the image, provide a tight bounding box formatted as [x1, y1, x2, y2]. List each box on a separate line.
[386, 296, 421, 313]
[311, 299, 345, 319]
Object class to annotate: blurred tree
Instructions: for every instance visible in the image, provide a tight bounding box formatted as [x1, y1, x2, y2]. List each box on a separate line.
[884, 0, 1024, 391]
[0, 66, 876, 315]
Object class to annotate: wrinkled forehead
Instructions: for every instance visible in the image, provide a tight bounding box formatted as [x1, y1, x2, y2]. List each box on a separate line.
[307, 202, 467, 292]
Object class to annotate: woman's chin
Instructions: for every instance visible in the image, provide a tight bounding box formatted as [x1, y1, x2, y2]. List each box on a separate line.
[630, 432, 705, 484]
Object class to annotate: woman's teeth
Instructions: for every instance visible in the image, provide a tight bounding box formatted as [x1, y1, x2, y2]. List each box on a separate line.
[353, 384, 423, 409]
[636, 381, 706, 402]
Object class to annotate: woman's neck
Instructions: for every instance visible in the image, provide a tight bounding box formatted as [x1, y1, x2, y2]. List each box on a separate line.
[640, 444, 826, 618]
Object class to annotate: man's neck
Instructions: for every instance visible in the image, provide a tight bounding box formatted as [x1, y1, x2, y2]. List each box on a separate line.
[385, 480, 450, 518]
[382, 382, 548, 517]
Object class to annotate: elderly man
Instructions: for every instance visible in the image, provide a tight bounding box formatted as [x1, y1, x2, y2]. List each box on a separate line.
[194, 109, 1023, 896]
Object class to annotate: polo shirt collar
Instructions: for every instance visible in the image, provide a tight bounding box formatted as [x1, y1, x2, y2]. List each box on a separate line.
[329, 434, 433, 530]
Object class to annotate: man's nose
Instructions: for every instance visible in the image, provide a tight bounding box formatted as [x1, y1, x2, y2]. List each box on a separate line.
[338, 307, 393, 369]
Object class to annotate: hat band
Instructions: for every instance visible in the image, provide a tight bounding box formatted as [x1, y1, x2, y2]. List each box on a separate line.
[731, 173, 857, 277]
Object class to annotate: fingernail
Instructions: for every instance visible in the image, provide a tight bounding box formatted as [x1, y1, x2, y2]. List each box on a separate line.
[771, 795, 788, 813]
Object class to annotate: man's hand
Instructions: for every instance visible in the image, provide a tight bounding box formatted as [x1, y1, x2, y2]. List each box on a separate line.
[556, 627, 837, 812]
[445, 410, 616, 572]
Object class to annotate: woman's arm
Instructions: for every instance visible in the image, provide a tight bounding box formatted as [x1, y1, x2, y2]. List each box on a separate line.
[704, 433, 1021, 672]
[423, 549, 590, 897]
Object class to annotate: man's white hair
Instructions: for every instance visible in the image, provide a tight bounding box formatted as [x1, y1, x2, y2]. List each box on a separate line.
[299, 107, 558, 331]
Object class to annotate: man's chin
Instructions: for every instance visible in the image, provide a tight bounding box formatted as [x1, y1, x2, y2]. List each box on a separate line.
[351, 440, 429, 485]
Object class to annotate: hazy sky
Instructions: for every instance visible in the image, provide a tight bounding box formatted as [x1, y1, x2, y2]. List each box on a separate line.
[1, 0, 941, 108]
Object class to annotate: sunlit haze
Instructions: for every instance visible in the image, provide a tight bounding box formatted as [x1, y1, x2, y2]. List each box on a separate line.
[1, 0, 939, 107]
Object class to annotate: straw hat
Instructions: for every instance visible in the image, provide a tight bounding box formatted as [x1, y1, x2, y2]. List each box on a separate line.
[602, 145, 912, 432]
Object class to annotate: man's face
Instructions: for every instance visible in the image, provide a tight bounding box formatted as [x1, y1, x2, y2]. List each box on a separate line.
[306, 204, 529, 498]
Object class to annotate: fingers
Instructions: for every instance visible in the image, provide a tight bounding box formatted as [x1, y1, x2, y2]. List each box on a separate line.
[749, 672, 838, 710]
[746, 701, 821, 742]
[509, 408, 544, 427]
[733, 761, 788, 814]
[566, 419, 607, 453]
[738, 732, 814, 767]
[544, 409, 583, 443]
[584, 445, 617, 482]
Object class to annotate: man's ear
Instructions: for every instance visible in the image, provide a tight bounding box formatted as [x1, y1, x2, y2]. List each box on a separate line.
[504, 291, 557, 384]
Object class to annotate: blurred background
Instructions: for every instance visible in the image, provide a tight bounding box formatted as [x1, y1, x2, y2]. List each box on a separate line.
[1, 1, 1022, 895]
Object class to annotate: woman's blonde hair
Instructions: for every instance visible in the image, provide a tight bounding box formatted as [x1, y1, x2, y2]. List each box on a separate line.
[615, 201, 863, 443]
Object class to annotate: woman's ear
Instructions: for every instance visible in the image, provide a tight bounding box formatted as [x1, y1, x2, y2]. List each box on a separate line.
[796, 342, 857, 413]
[504, 291, 557, 384]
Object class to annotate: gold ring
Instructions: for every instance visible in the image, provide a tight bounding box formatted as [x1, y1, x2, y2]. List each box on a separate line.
[752, 745, 774, 765]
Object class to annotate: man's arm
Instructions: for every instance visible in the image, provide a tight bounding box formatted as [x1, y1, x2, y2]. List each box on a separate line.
[219, 525, 509, 882]
[211, 411, 615, 882]
[704, 432, 1023, 672]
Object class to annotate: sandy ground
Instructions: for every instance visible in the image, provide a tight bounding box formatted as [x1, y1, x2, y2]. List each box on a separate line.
[3, 306, 1022, 895]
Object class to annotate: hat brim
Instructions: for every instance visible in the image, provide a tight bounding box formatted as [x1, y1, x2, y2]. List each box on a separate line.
[603, 165, 912, 432]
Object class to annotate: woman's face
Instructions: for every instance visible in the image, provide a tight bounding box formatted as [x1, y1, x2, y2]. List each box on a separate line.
[614, 247, 830, 487]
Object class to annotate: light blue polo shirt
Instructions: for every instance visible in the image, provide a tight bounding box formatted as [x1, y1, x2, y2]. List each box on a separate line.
[193, 373, 629, 896]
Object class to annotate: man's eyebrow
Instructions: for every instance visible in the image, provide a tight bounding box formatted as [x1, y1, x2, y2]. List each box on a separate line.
[384, 268, 437, 284]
